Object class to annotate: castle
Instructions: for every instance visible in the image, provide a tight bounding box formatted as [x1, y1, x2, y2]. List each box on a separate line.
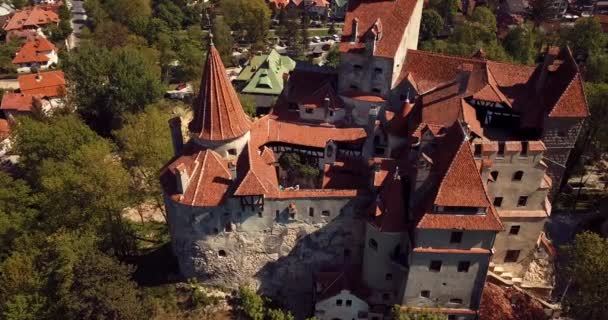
[160, 0, 588, 318]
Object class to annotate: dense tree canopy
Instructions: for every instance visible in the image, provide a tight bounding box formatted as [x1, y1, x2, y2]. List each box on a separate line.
[220, 0, 271, 44]
[563, 232, 608, 320]
[421, 9, 444, 41]
[503, 25, 537, 65]
[561, 18, 608, 58]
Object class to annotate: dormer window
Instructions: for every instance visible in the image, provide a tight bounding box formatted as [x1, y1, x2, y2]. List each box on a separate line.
[374, 67, 382, 74]
[353, 64, 362, 72]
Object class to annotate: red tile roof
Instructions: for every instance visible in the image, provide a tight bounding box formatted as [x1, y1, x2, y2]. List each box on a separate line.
[341, 90, 385, 102]
[4, 7, 59, 31]
[160, 145, 232, 207]
[340, 0, 418, 58]
[18, 70, 65, 97]
[0, 92, 41, 112]
[315, 268, 370, 302]
[12, 36, 55, 64]
[370, 169, 407, 232]
[434, 139, 490, 208]
[189, 46, 252, 141]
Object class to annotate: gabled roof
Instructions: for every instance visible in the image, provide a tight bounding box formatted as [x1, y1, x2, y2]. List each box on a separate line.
[0, 92, 42, 112]
[340, 0, 418, 58]
[12, 36, 56, 64]
[189, 46, 252, 141]
[18, 70, 65, 97]
[160, 144, 233, 207]
[370, 169, 408, 232]
[238, 49, 296, 95]
[4, 7, 59, 31]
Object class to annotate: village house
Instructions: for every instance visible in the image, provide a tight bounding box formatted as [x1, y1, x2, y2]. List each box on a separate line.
[1, 70, 66, 118]
[3, 6, 59, 41]
[12, 36, 58, 73]
[159, 0, 588, 318]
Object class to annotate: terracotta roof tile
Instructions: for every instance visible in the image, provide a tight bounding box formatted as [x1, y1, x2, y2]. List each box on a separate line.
[548, 73, 589, 117]
[160, 144, 232, 207]
[341, 90, 385, 102]
[189, 46, 251, 141]
[18, 70, 65, 97]
[370, 169, 407, 232]
[4, 7, 59, 31]
[0, 92, 41, 112]
[12, 36, 55, 64]
[315, 268, 370, 302]
[340, 0, 418, 58]
[434, 139, 490, 208]
[417, 206, 502, 231]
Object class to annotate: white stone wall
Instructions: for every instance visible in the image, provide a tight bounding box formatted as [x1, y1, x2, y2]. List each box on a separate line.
[191, 131, 250, 161]
[315, 290, 369, 320]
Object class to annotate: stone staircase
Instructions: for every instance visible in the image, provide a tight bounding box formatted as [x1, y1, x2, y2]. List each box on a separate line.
[488, 263, 523, 286]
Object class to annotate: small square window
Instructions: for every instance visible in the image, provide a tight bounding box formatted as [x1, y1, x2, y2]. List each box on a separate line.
[497, 142, 505, 157]
[353, 64, 362, 71]
[505, 250, 520, 263]
[322, 210, 330, 217]
[429, 260, 442, 272]
[490, 171, 499, 181]
[421, 290, 430, 298]
[336, 299, 343, 306]
[374, 67, 382, 73]
[305, 107, 314, 114]
[309, 208, 314, 217]
[346, 300, 352, 307]
[275, 210, 280, 219]
[448, 316, 456, 320]
[385, 273, 392, 280]
[450, 231, 463, 244]
[224, 223, 232, 232]
[257, 212, 263, 218]
[493, 197, 503, 207]
[372, 88, 381, 94]
[349, 84, 359, 90]
[228, 148, 237, 156]
[509, 225, 521, 235]
[382, 293, 390, 301]
[521, 141, 528, 156]
[449, 298, 463, 304]
[513, 171, 524, 181]
[517, 196, 528, 207]
[457, 261, 470, 272]
[369, 239, 378, 250]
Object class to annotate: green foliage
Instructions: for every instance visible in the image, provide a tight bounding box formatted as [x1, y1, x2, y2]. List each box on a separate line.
[239, 94, 257, 117]
[221, 0, 271, 44]
[471, 7, 497, 33]
[561, 18, 608, 58]
[583, 82, 608, 153]
[0, 172, 37, 260]
[63, 43, 163, 134]
[325, 45, 341, 68]
[529, 0, 553, 26]
[428, 0, 458, 24]
[585, 54, 608, 83]
[267, 308, 295, 320]
[0, 41, 20, 74]
[103, 0, 152, 28]
[503, 25, 537, 64]
[238, 286, 264, 320]
[421, 9, 444, 41]
[212, 15, 234, 66]
[155, 1, 184, 30]
[562, 232, 608, 320]
[391, 305, 448, 320]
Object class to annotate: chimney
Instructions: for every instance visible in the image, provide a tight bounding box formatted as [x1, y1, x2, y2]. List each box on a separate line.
[175, 163, 190, 194]
[168, 117, 184, 156]
[351, 18, 359, 43]
[536, 47, 559, 94]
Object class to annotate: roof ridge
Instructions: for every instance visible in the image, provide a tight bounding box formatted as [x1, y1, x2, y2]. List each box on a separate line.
[190, 150, 208, 205]
[408, 49, 487, 65]
[548, 73, 586, 117]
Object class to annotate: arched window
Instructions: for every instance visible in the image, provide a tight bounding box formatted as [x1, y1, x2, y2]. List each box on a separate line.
[369, 238, 378, 250]
[490, 171, 499, 181]
[513, 171, 524, 181]
[218, 250, 226, 257]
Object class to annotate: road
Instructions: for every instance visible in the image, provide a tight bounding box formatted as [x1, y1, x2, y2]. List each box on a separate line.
[68, 0, 87, 50]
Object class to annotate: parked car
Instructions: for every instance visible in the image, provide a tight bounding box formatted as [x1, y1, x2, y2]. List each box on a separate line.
[312, 36, 321, 43]
[332, 34, 341, 41]
[310, 20, 322, 27]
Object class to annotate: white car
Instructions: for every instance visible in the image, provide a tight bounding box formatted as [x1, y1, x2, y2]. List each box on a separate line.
[312, 36, 321, 43]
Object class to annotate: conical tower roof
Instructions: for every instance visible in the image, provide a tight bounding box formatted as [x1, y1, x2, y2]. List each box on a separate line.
[189, 45, 251, 141]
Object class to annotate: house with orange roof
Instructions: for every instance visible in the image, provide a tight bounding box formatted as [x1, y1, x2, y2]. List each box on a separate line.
[3, 6, 59, 40]
[158, 1, 588, 318]
[12, 36, 58, 73]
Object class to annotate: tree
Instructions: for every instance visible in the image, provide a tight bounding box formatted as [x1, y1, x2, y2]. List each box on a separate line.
[428, 0, 458, 24]
[471, 7, 497, 33]
[325, 46, 340, 68]
[238, 286, 264, 320]
[239, 94, 257, 117]
[503, 25, 537, 64]
[220, 0, 270, 44]
[0, 173, 37, 260]
[11, 115, 101, 180]
[561, 17, 608, 59]
[562, 232, 608, 320]
[211, 15, 234, 65]
[156, 1, 184, 30]
[583, 82, 608, 153]
[114, 104, 174, 220]
[328, 20, 336, 35]
[301, 9, 311, 48]
[585, 54, 608, 83]
[421, 9, 444, 41]
[92, 21, 131, 48]
[267, 308, 295, 320]
[103, 0, 152, 29]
